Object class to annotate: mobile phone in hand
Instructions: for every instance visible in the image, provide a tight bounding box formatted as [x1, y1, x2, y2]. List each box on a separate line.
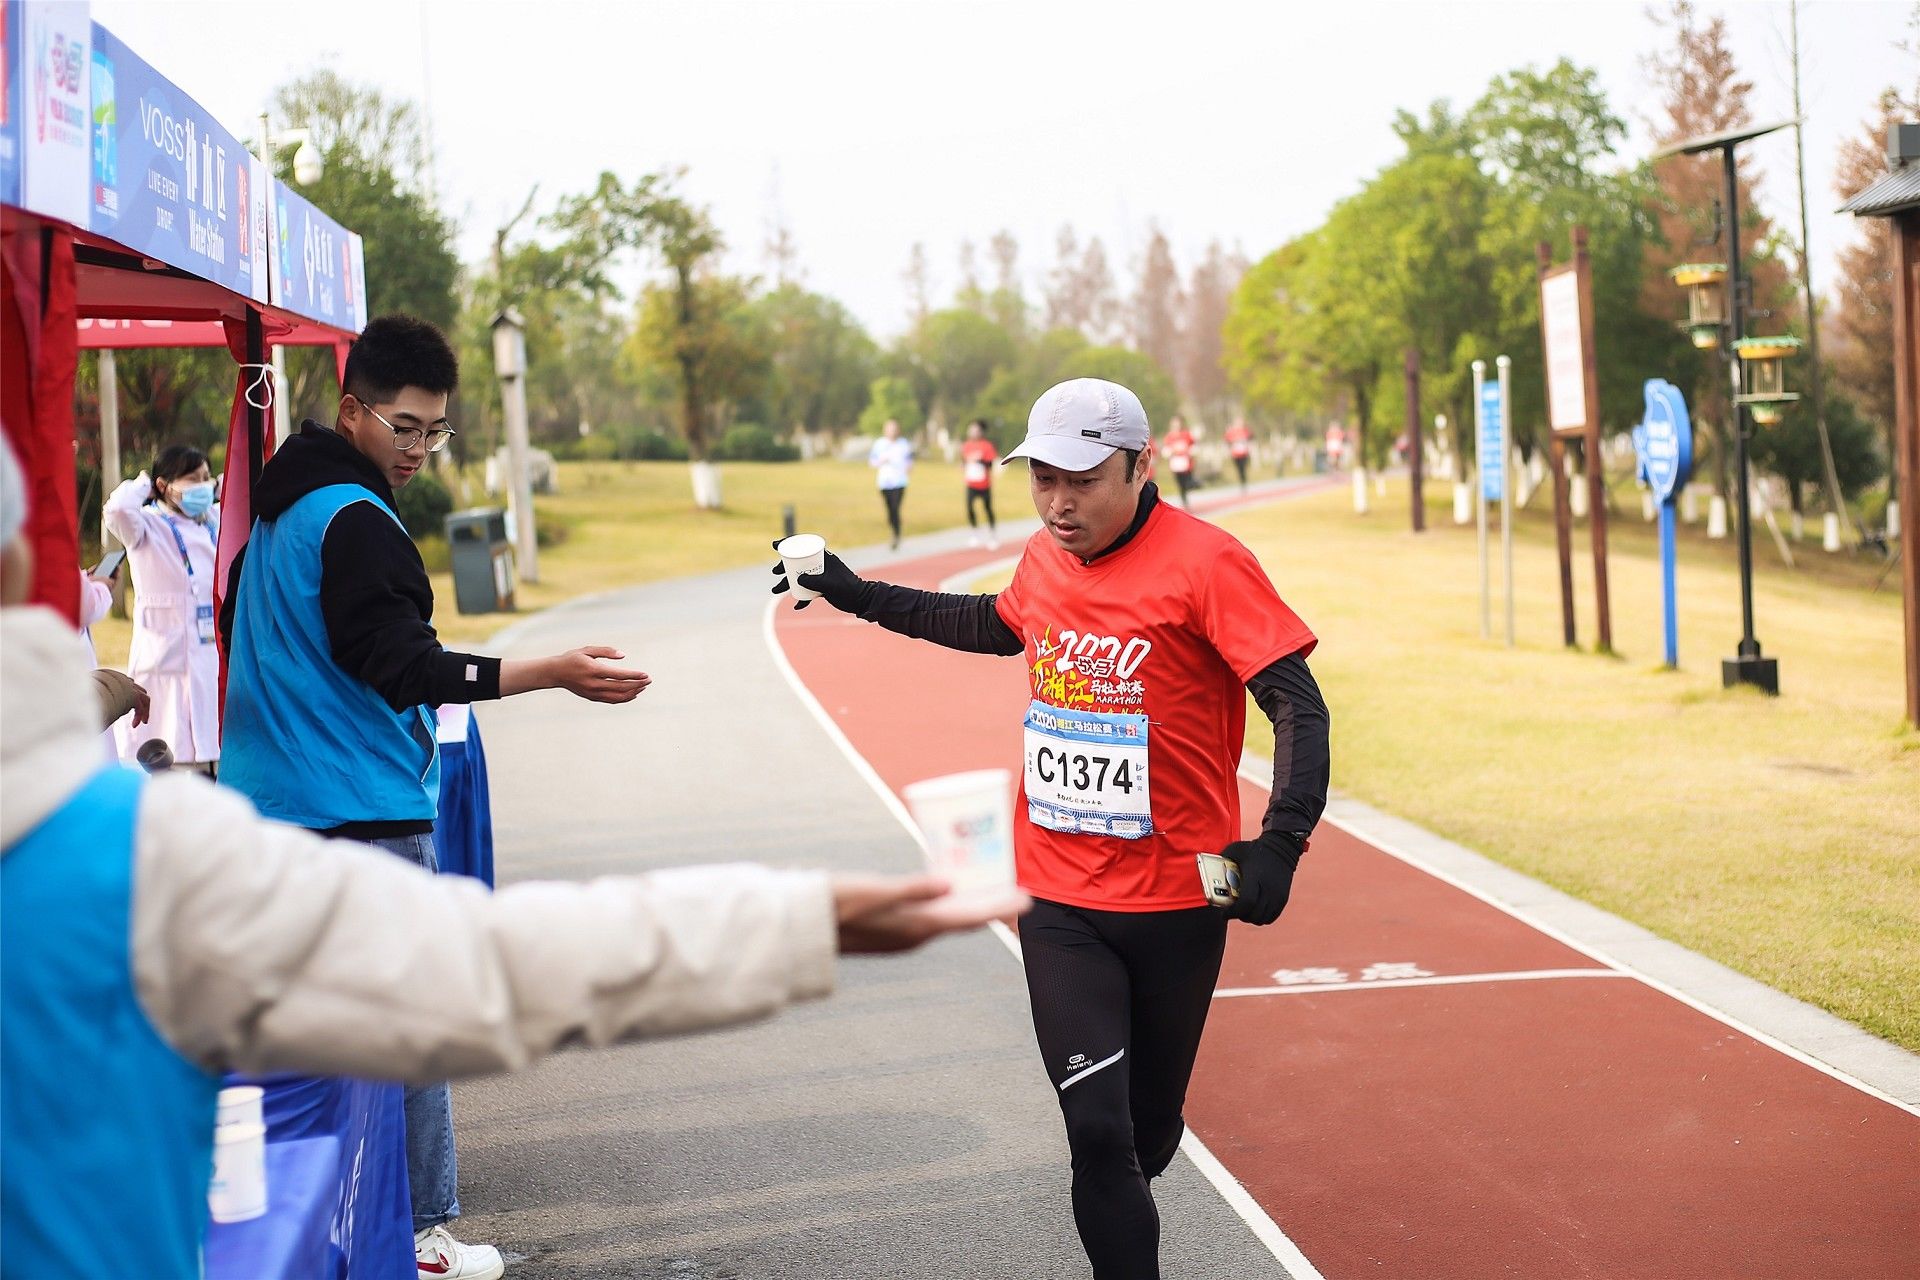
[1195, 852, 1240, 907]
[91, 548, 127, 582]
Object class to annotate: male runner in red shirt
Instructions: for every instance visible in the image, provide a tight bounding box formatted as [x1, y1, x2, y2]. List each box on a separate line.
[960, 418, 1000, 549]
[772, 378, 1330, 1280]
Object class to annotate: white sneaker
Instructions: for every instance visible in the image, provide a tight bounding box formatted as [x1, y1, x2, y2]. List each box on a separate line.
[987, 535, 1000, 550]
[416, 1224, 504, 1280]
[968, 533, 982, 548]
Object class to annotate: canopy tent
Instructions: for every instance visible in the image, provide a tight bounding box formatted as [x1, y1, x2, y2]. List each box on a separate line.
[1, 4, 365, 624]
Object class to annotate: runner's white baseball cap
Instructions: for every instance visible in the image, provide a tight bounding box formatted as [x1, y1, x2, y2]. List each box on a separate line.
[1004, 378, 1151, 472]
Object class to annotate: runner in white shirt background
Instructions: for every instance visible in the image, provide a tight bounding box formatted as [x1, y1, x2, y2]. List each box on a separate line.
[868, 418, 915, 550]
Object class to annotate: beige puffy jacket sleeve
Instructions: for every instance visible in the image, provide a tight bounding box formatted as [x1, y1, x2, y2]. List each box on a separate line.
[130, 775, 837, 1084]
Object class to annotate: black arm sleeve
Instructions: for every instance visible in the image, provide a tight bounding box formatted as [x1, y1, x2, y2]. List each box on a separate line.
[853, 581, 1025, 656]
[1246, 652, 1331, 841]
[320, 503, 502, 711]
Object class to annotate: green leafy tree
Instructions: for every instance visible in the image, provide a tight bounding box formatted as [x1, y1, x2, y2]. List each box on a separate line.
[270, 71, 460, 423]
[909, 308, 1017, 430]
[747, 285, 878, 436]
[1749, 381, 1883, 513]
[858, 375, 925, 436]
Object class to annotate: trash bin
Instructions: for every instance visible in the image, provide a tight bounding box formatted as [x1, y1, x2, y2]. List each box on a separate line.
[445, 508, 516, 614]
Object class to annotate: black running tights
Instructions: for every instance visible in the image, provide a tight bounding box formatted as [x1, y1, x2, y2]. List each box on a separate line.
[1019, 898, 1228, 1280]
[965, 487, 995, 530]
[880, 486, 905, 540]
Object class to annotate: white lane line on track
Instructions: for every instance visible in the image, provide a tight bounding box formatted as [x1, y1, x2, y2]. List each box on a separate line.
[762, 592, 1325, 1280]
[1236, 756, 1920, 1118]
[1215, 969, 1630, 999]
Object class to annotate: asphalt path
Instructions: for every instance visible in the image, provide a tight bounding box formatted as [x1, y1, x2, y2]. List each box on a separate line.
[451, 489, 1306, 1279]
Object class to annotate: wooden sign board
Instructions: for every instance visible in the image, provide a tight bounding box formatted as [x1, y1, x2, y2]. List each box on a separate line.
[1540, 266, 1587, 434]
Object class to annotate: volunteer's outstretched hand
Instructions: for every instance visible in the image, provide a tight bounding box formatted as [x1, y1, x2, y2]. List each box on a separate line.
[769, 542, 871, 613]
[500, 647, 652, 703]
[1217, 831, 1304, 926]
[831, 874, 1030, 953]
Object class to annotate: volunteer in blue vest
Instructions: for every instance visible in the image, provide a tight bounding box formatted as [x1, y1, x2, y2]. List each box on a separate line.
[102, 445, 221, 772]
[219, 314, 647, 1279]
[0, 436, 1024, 1280]
[772, 378, 1331, 1280]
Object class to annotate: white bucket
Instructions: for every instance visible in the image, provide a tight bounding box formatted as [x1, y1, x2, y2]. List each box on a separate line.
[903, 769, 1015, 893]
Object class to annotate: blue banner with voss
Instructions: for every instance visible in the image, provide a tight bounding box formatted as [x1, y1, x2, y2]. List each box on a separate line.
[85, 23, 261, 300]
[1478, 379, 1504, 502]
[269, 179, 366, 332]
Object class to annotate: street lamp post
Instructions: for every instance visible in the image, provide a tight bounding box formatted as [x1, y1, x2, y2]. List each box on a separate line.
[491, 308, 539, 585]
[1656, 119, 1798, 696]
[256, 116, 324, 448]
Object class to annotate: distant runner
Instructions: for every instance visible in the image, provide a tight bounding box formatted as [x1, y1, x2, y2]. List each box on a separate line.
[961, 419, 1000, 549]
[1225, 418, 1253, 493]
[1162, 415, 1196, 508]
[869, 419, 914, 551]
[772, 378, 1331, 1280]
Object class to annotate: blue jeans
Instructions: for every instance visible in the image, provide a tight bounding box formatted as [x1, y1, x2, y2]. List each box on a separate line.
[368, 832, 461, 1231]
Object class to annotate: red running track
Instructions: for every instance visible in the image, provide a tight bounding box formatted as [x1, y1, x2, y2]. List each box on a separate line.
[771, 509, 1920, 1280]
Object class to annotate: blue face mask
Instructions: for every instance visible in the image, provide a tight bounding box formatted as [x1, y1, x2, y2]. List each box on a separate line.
[172, 482, 214, 520]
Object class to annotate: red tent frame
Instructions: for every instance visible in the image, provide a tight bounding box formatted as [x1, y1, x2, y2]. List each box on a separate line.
[2, 207, 357, 624]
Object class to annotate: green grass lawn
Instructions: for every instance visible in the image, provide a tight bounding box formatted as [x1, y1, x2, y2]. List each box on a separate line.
[1215, 478, 1919, 1050]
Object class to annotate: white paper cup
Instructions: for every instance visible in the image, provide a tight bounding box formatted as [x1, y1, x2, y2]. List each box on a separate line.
[208, 1121, 268, 1223]
[776, 533, 827, 602]
[904, 769, 1016, 893]
[215, 1085, 264, 1133]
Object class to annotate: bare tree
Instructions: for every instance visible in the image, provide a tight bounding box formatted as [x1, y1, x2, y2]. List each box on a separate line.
[903, 242, 932, 329]
[1180, 239, 1243, 423]
[987, 228, 1026, 335]
[1130, 224, 1184, 389]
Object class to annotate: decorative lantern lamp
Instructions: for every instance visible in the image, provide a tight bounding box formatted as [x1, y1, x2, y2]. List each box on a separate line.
[1733, 335, 1802, 424]
[1668, 263, 1728, 349]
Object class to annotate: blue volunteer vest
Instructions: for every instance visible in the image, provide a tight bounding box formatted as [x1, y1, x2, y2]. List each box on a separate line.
[1, 767, 223, 1280]
[222, 484, 440, 829]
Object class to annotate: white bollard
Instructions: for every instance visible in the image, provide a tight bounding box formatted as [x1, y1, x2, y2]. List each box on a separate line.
[1352, 467, 1370, 514]
[1823, 512, 1841, 552]
[1889, 499, 1902, 540]
[1681, 486, 1699, 524]
[1454, 482, 1472, 525]
[1570, 472, 1589, 519]
[1642, 491, 1657, 522]
[1708, 496, 1728, 539]
[1375, 474, 1387, 498]
[1790, 511, 1804, 541]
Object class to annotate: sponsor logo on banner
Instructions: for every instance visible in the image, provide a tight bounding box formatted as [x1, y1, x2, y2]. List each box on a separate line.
[21, 1, 88, 225]
[89, 43, 114, 219]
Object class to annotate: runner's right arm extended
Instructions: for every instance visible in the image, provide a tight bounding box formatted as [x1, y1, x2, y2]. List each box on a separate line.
[773, 551, 1023, 655]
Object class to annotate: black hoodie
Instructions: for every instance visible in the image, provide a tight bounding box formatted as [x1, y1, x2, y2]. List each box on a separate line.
[222, 420, 502, 723]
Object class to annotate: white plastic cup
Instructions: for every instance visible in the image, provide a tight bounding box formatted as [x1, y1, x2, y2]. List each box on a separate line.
[904, 769, 1015, 893]
[777, 533, 827, 602]
[215, 1085, 264, 1133]
[208, 1121, 268, 1223]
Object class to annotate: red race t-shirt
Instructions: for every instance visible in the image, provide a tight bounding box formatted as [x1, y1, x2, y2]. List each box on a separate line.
[1226, 424, 1252, 458]
[961, 438, 998, 491]
[1164, 429, 1195, 474]
[993, 499, 1316, 911]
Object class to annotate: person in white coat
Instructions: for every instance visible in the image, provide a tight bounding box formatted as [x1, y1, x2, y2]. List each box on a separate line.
[102, 445, 220, 771]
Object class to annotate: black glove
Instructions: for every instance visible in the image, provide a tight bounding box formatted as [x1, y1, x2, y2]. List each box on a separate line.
[1219, 830, 1304, 926]
[769, 542, 874, 613]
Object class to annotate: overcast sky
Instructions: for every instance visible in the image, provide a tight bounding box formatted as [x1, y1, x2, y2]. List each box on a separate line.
[94, 0, 1915, 340]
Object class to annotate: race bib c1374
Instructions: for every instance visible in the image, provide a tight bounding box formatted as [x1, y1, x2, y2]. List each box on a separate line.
[1022, 701, 1152, 839]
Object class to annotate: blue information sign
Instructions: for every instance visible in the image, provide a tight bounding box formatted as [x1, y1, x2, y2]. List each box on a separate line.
[1633, 379, 1695, 668]
[1478, 379, 1504, 502]
[85, 23, 263, 301]
[1633, 378, 1693, 502]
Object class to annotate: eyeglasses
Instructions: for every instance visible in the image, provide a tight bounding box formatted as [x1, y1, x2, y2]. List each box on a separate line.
[355, 398, 458, 453]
